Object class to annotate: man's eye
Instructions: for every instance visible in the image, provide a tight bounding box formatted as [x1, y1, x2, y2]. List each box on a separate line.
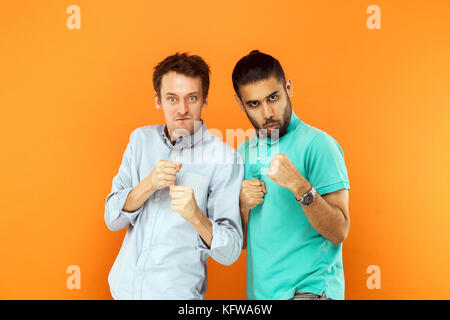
[248, 101, 259, 107]
[168, 97, 177, 103]
[268, 95, 278, 102]
[188, 96, 197, 102]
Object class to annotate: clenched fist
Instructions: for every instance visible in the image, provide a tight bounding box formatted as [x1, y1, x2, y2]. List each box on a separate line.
[148, 160, 182, 191]
[169, 185, 201, 224]
[267, 153, 310, 196]
[239, 179, 266, 222]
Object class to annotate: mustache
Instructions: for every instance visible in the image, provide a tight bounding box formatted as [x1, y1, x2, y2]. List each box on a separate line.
[263, 119, 281, 128]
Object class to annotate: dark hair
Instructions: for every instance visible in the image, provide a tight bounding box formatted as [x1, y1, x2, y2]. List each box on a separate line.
[153, 52, 211, 99]
[232, 50, 286, 96]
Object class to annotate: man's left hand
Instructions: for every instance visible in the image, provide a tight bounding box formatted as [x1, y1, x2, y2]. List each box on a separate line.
[267, 153, 311, 197]
[170, 185, 202, 224]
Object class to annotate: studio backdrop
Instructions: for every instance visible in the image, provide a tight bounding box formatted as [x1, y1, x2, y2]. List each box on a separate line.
[0, 0, 449, 299]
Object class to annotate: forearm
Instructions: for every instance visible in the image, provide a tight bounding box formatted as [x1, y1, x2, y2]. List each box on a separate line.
[122, 176, 156, 213]
[191, 207, 243, 266]
[240, 209, 249, 249]
[303, 193, 348, 244]
[191, 209, 213, 248]
[294, 184, 349, 245]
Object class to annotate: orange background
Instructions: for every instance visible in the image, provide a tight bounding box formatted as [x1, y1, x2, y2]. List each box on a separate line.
[1, 0, 449, 299]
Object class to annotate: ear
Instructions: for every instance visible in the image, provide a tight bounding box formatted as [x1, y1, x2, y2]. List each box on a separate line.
[202, 96, 208, 109]
[285, 79, 293, 98]
[234, 95, 245, 112]
[155, 92, 162, 109]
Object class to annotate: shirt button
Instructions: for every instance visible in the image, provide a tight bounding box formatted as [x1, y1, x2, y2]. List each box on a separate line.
[144, 247, 148, 251]
[155, 197, 160, 201]
[137, 271, 142, 275]
[148, 221, 152, 227]
[257, 157, 261, 161]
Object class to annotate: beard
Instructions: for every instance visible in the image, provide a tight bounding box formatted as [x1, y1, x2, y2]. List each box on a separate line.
[246, 97, 293, 140]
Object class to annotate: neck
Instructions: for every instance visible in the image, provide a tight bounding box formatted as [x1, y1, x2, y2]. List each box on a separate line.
[165, 120, 203, 144]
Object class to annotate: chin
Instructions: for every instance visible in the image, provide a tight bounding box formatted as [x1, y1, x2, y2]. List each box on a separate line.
[173, 124, 194, 135]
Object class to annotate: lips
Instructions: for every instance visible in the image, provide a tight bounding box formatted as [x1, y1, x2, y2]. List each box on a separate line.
[264, 122, 280, 129]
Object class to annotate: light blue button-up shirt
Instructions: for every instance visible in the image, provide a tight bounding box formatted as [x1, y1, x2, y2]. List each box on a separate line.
[104, 121, 244, 299]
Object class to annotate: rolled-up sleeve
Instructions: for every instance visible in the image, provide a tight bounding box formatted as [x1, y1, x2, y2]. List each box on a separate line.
[105, 130, 144, 231]
[196, 152, 244, 266]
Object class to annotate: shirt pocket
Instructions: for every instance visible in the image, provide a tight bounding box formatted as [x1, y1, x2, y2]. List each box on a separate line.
[177, 171, 209, 211]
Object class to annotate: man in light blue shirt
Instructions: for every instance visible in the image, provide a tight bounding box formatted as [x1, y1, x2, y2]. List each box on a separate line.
[104, 53, 243, 299]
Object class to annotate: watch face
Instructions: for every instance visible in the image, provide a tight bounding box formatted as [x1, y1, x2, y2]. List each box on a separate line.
[303, 192, 314, 206]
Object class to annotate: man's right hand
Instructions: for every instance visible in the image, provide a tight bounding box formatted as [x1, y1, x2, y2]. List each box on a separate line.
[147, 160, 182, 191]
[239, 179, 266, 249]
[239, 179, 266, 221]
[123, 160, 181, 213]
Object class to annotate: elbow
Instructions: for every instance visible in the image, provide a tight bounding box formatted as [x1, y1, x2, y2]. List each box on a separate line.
[104, 209, 127, 232]
[221, 249, 242, 266]
[221, 253, 241, 266]
[213, 253, 235, 266]
[106, 221, 122, 232]
[105, 216, 121, 231]
[215, 246, 242, 266]
[104, 196, 130, 231]
[330, 225, 349, 245]
[104, 211, 116, 231]
[105, 215, 129, 231]
[330, 237, 345, 246]
[220, 258, 235, 267]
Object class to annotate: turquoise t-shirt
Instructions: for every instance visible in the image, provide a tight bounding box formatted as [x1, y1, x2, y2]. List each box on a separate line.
[237, 111, 350, 300]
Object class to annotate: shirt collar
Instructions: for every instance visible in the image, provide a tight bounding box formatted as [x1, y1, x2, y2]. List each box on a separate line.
[249, 111, 300, 148]
[160, 119, 206, 149]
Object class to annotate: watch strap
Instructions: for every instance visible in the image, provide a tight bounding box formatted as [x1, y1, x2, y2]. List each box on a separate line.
[297, 186, 316, 206]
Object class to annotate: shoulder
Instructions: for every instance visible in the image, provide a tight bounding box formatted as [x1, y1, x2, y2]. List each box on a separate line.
[236, 138, 254, 165]
[299, 122, 345, 158]
[295, 120, 326, 142]
[204, 130, 243, 165]
[237, 138, 251, 155]
[129, 124, 163, 143]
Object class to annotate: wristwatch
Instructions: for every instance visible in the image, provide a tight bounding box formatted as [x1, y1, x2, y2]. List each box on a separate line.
[297, 186, 317, 207]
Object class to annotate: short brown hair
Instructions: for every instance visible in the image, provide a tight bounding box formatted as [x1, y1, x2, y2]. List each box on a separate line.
[153, 52, 211, 99]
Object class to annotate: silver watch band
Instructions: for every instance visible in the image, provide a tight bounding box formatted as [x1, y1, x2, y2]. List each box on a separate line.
[299, 186, 316, 206]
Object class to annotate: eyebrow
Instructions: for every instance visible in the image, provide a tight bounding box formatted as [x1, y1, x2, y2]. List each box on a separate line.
[165, 92, 200, 97]
[245, 90, 280, 105]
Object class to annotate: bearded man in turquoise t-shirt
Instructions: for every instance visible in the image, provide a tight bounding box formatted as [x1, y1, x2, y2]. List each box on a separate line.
[232, 50, 351, 300]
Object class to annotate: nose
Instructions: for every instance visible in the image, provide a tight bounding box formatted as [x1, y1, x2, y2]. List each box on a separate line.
[262, 101, 274, 119]
[178, 99, 188, 115]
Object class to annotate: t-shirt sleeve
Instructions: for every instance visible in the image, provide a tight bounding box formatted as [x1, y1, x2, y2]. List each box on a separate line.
[305, 132, 350, 195]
